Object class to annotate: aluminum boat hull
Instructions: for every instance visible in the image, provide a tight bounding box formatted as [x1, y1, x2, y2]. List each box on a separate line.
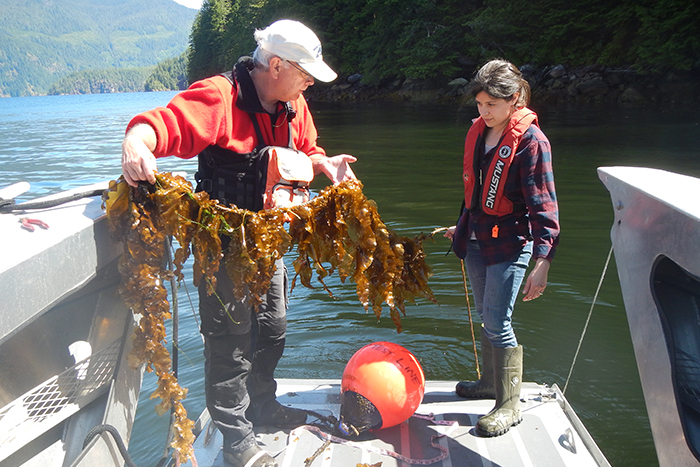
[599, 166, 700, 466]
[0, 183, 143, 467]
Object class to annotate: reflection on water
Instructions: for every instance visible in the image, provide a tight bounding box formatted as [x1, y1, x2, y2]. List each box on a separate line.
[2, 92, 698, 466]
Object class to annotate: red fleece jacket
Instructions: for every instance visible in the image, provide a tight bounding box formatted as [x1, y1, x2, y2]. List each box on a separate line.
[127, 75, 325, 160]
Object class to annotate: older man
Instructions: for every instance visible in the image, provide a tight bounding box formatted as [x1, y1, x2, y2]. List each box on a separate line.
[121, 19, 355, 467]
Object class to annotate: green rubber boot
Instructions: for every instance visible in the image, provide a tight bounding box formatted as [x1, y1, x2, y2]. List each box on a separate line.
[456, 328, 496, 399]
[476, 345, 523, 437]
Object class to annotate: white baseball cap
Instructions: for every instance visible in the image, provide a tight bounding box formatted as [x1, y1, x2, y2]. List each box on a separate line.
[254, 19, 338, 83]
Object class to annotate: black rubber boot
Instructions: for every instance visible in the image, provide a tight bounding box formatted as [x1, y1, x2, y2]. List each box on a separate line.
[456, 328, 496, 399]
[475, 345, 523, 437]
[247, 400, 307, 428]
[223, 444, 278, 467]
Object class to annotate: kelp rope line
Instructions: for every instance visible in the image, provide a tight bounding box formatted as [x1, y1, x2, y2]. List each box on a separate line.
[102, 172, 437, 463]
[104, 178, 196, 464]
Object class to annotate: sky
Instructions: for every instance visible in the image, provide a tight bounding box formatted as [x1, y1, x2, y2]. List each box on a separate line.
[173, 0, 203, 9]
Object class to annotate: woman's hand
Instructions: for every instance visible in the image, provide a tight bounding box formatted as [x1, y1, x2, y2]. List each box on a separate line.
[444, 225, 456, 241]
[522, 257, 550, 301]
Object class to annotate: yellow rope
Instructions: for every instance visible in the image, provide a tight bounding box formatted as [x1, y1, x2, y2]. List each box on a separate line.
[460, 259, 480, 379]
[434, 225, 480, 379]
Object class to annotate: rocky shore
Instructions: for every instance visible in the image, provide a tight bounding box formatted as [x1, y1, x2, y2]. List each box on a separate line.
[307, 64, 700, 107]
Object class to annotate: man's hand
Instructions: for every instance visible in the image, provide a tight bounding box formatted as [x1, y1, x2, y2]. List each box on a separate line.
[121, 123, 158, 187]
[522, 257, 550, 302]
[311, 154, 357, 184]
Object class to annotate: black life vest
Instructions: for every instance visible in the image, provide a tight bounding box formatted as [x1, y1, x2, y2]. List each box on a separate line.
[194, 70, 296, 211]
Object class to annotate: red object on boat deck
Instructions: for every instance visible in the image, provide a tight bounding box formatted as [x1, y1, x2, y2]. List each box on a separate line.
[19, 217, 49, 232]
[340, 341, 425, 431]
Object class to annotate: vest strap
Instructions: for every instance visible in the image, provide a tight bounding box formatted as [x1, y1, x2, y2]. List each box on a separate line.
[194, 70, 296, 210]
[462, 108, 538, 216]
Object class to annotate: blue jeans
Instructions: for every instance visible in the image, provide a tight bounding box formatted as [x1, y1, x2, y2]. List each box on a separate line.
[465, 240, 532, 348]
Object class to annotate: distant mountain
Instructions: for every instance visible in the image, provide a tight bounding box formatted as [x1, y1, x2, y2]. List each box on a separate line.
[0, 0, 197, 97]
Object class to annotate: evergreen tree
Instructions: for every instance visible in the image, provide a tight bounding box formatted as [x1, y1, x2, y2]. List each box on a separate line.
[188, 0, 234, 82]
[146, 53, 189, 91]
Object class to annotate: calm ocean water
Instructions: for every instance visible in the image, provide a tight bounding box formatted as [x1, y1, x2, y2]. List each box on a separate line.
[1, 91, 699, 466]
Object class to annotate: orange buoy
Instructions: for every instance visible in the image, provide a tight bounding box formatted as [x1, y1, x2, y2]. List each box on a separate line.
[340, 341, 425, 433]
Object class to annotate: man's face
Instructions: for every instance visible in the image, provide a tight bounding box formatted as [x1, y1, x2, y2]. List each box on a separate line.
[279, 60, 314, 101]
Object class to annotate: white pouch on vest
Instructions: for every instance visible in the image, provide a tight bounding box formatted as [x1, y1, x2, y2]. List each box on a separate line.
[263, 147, 314, 210]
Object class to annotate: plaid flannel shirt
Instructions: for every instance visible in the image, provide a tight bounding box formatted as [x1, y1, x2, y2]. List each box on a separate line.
[460, 124, 560, 266]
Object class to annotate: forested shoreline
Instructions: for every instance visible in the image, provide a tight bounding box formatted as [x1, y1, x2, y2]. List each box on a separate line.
[48, 54, 188, 95]
[0, 0, 195, 97]
[187, 0, 700, 106]
[6, 0, 698, 105]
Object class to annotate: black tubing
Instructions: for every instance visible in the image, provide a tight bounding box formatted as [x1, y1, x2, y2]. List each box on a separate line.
[0, 189, 104, 213]
[82, 424, 139, 467]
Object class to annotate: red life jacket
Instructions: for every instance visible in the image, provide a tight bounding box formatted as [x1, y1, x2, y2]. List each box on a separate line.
[463, 107, 538, 216]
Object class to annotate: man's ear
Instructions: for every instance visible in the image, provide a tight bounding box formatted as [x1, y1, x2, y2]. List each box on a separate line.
[268, 56, 283, 78]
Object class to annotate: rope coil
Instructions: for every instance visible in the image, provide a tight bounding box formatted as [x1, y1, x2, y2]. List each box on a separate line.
[292, 413, 455, 466]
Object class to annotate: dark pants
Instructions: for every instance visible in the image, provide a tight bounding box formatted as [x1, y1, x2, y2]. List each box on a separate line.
[199, 257, 288, 454]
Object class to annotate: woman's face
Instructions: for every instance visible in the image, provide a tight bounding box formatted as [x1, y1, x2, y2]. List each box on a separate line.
[475, 91, 518, 133]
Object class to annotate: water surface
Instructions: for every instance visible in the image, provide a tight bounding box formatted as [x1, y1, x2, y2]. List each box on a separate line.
[2, 92, 698, 466]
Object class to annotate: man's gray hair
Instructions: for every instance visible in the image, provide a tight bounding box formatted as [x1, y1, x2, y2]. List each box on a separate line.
[252, 47, 276, 69]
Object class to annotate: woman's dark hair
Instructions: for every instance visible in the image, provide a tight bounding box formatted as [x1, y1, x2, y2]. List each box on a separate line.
[470, 59, 531, 108]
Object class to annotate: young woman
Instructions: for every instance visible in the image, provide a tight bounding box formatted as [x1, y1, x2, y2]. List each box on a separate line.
[445, 59, 560, 437]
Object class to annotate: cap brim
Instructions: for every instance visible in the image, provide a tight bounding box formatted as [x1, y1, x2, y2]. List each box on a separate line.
[300, 61, 337, 83]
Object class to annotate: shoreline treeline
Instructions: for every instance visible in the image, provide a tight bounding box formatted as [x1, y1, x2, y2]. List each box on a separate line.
[19, 0, 699, 103]
[187, 0, 699, 88]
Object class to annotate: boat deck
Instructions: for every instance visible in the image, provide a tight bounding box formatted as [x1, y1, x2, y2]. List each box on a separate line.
[0, 183, 142, 467]
[180, 379, 610, 467]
